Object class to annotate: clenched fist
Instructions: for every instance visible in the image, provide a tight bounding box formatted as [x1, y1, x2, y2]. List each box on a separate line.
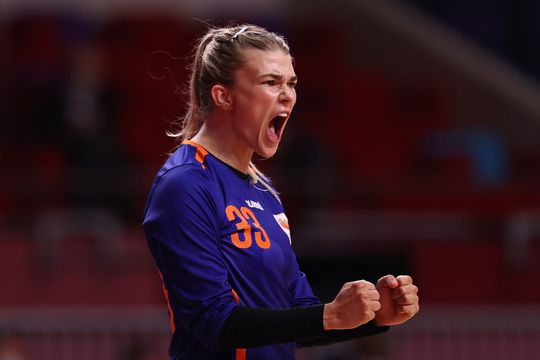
[374, 275, 420, 326]
[323, 280, 381, 330]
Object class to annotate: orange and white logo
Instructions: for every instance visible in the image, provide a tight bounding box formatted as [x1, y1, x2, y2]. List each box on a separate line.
[273, 213, 291, 244]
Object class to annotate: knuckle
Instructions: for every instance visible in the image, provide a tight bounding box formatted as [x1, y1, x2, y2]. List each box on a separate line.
[359, 280, 374, 288]
[398, 287, 408, 296]
[359, 296, 369, 307]
[397, 305, 407, 314]
[359, 288, 372, 298]
[397, 295, 408, 304]
[363, 309, 374, 319]
[397, 275, 412, 285]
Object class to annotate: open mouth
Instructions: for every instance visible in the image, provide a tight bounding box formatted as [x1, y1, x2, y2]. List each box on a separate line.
[268, 113, 288, 141]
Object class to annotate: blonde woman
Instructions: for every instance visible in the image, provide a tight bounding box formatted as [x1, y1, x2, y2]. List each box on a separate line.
[142, 24, 419, 360]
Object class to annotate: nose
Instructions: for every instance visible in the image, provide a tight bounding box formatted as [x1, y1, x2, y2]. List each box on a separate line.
[279, 85, 296, 104]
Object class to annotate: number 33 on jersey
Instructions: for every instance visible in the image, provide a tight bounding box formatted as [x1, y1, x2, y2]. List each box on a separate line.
[226, 204, 291, 249]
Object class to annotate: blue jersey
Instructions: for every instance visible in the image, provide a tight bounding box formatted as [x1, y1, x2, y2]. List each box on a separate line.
[143, 140, 320, 360]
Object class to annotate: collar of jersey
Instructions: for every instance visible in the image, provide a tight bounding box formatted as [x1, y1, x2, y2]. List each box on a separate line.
[182, 140, 250, 182]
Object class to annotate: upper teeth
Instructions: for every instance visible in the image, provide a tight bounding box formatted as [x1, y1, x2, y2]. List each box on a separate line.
[278, 113, 288, 117]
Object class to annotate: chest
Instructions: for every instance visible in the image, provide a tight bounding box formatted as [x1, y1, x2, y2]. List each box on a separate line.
[217, 184, 294, 287]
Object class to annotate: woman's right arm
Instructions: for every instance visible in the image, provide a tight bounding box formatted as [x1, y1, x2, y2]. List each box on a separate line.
[143, 166, 238, 351]
[218, 280, 388, 348]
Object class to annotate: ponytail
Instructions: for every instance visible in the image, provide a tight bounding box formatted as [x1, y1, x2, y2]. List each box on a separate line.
[168, 31, 215, 141]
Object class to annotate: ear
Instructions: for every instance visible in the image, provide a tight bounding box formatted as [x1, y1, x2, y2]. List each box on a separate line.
[210, 84, 233, 111]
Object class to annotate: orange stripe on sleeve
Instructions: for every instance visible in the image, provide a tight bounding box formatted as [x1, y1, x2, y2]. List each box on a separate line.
[158, 271, 176, 333]
[182, 140, 209, 169]
[236, 348, 246, 360]
[231, 288, 240, 303]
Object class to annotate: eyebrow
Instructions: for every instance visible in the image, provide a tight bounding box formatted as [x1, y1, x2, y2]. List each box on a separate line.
[258, 73, 298, 82]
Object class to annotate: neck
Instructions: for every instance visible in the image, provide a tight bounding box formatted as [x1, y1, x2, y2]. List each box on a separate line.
[191, 114, 253, 174]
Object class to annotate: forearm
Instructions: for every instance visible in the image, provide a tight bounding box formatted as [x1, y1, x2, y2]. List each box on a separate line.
[218, 305, 325, 348]
[218, 305, 389, 349]
[298, 320, 389, 347]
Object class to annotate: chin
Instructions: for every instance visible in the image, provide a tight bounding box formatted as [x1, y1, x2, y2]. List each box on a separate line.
[256, 145, 279, 159]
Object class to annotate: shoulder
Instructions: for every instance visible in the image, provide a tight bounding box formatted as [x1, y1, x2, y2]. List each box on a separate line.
[144, 144, 218, 207]
[154, 163, 214, 202]
[160, 143, 208, 174]
[143, 163, 219, 227]
[155, 143, 215, 187]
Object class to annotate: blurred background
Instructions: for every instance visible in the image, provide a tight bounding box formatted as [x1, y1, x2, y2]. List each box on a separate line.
[1, 0, 540, 359]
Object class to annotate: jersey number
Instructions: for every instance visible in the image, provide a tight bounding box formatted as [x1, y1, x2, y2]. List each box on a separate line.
[225, 205, 271, 249]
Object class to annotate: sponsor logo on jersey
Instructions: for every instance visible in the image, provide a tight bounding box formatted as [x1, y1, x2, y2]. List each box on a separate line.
[245, 200, 264, 211]
[273, 213, 291, 244]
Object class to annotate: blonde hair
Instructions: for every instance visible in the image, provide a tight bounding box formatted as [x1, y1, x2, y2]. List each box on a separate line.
[248, 163, 280, 203]
[169, 24, 290, 202]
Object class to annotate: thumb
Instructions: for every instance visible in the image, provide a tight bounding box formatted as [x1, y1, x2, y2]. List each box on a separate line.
[377, 274, 398, 290]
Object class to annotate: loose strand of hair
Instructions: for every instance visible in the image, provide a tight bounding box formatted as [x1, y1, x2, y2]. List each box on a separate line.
[248, 162, 281, 203]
